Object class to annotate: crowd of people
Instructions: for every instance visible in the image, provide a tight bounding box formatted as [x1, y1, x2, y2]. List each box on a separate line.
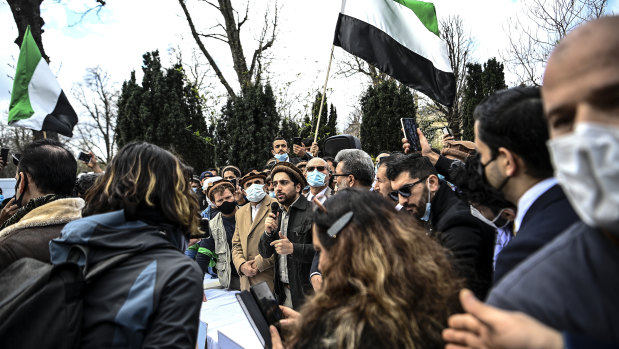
[0, 16, 617, 349]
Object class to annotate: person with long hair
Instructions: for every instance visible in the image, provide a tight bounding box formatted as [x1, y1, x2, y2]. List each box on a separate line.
[49, 142, 204, 348]
[272, 188, 462, 349]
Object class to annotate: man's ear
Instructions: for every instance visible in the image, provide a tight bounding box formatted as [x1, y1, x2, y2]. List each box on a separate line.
[503, 208, 516, 221]
[348, 174, 355, 187]
[498, 147, 518, 177]
[296, 183, 302, 193]
[17, 172, 26, 194]
[428, 174, 440, 192]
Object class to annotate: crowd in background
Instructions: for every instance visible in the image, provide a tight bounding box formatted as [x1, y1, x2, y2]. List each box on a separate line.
[0, 16, 617, 349]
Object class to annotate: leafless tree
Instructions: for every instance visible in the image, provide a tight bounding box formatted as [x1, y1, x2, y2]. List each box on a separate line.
[71, 67, 117, 163]
[343, 106, 362, 139]
[178, 0, 279, 97]
[335, 56, 390, 87]
[424, 15, 473, 140]
[503, 0, 608, 86]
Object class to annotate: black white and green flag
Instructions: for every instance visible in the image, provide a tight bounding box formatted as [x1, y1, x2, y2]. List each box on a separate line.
[334, 0, 456, 106]
[8, 26, 78, 137]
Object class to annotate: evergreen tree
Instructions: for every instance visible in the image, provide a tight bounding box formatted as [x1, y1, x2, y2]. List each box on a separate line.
[279, 117, 301, 143]
[299, 92, 339, 147]
[461, 63, 483, 142]
[360, 80, 417, 157]
[461, 58, 507, 141]
[215, 82, 280, 172]
[116, 51, 212, 171]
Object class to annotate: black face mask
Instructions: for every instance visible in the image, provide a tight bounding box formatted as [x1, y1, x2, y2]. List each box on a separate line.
[217, 200, 237, 215]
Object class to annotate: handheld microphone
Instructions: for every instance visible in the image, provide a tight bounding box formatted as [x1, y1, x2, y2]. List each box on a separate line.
[271, 202, 280, 215]
[270, 202, 280, 235]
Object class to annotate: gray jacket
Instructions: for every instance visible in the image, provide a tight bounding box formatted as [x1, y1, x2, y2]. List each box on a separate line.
[210, 213, 232, 288]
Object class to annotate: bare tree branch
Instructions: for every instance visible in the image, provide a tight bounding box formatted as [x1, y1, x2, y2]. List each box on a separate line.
[178, 0, 237, 97]
[502, 0, 608, 86]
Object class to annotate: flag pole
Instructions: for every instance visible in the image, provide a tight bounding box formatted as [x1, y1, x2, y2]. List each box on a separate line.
[313, 45, 335, 145]
[43, 131, 47, 139]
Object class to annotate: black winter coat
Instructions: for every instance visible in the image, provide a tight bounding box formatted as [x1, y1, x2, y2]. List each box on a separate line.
[430, 184, 495, 300]
[259, 196, 315, 310]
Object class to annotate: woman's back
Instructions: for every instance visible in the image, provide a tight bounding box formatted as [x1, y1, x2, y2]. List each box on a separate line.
[50, 210, 203, 349]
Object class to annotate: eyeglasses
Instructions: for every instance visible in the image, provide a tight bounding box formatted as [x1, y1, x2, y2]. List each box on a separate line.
[396, 176, 428, 198]
[12, 154, 20, 166]
[388, 191, 399, 201]
[306, 166, 326, 172]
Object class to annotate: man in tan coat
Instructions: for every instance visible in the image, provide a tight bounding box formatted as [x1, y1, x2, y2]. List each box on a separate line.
[232, 170, 275, 291]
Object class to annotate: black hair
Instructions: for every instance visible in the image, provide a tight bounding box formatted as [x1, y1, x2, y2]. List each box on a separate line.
[302, 138, 313, 147]
[450, 154, 515, 213]
[385, 153, 437, 181]
[18, 139, 77, 196]
[474, 86, 553, 179]
[74, 173, 103, 198]
[378, 152, 405, 168]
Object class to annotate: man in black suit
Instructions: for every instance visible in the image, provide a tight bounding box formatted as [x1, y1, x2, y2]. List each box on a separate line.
[387, 153, 495, 300]
[471, 87, 580, 283]
[408, 87, 581, 285]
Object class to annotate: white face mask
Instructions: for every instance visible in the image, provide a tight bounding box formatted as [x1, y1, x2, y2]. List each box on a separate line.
[245, 183, 267, 203]
[547, 122, 619, 234]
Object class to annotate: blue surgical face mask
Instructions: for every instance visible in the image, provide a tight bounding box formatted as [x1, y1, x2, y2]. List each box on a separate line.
[420, 180, 431, 222]
[0, 194, 4, 202]
[246, 183, 267, 203]
[307, 170, 326, 188]
[192, 187, 198, 193]
[269, 191, 276, 198]
[274, 153, 289, 162]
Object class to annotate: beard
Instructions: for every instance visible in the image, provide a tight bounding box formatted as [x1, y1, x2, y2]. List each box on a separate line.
[403, 185, 430, 221]
[278, 189, 299, 207]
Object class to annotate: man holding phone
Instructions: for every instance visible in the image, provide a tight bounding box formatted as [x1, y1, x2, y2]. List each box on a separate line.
[272, 136, 314, 165]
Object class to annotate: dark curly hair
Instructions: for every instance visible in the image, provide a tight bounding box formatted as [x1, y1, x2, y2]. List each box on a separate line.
[450, 153, 515, 214]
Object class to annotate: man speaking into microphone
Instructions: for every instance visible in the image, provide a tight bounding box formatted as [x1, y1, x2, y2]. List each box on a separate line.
[259, 162, 315, 310]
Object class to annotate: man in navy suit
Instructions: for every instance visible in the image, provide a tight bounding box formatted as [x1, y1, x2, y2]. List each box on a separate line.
[472, 87, 580, 284]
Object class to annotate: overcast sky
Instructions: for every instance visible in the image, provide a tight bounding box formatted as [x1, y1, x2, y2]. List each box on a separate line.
[1, 0, 618, 133]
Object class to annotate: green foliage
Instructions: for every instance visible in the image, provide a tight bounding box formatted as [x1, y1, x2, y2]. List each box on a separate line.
[359, 80, 417, 157]
[299, 92, 338, 147]
[279, 117, 301, 144]
[116, 51, 213, 172]
[214, 82, 280, 172]
[461, 58, 507, 141]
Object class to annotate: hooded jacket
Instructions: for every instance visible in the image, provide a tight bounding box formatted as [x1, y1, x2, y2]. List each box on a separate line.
[49, 210, 203, 349]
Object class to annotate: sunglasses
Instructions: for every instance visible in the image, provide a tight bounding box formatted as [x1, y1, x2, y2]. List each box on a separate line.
[306, 166, 326, 172]
[396, 176, 428, 198]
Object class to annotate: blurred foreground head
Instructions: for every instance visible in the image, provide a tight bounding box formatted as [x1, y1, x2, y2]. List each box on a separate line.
[543, 16, 619, 234]
[289, 188, 461, 348]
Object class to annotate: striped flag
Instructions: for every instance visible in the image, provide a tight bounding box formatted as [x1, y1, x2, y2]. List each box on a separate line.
[334, 0, 456, 106]
[8, 26, 78, 137]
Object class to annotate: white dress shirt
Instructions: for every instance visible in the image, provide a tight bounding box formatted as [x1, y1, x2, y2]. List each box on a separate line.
[514, 177, 558, 232]
[306, 186, 329, 204]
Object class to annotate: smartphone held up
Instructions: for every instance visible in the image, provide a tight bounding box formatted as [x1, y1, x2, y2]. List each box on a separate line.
[401, 118, 422, 153]
[78, 151, 92, 163]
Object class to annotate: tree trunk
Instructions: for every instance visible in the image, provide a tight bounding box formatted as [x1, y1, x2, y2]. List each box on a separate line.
[8, 0, 49, 63]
